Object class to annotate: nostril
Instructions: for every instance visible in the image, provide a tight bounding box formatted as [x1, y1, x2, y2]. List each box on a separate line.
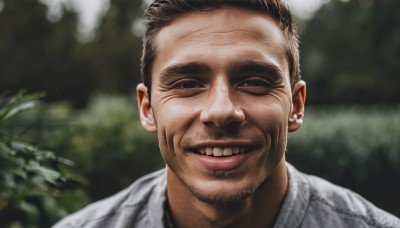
[200, 105, 245, 128]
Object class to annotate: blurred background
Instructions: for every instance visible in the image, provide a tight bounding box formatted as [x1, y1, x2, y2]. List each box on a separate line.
[0, 0, 399, 227]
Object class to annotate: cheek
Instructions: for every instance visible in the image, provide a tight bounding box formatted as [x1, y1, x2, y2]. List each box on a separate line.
[244, 97, 289, 156]
[265, 103, 289, 161]
[245, 97, 288, 131]
[152, 98, 200, 154]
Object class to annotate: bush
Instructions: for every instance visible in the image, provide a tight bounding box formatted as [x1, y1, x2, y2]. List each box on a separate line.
[287, 105, 400, 216]
[0, 92, 86, 228]
[24, 94, 164, 201]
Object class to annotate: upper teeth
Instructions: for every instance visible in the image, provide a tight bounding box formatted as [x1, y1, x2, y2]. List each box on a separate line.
[198, 147, 245, 157]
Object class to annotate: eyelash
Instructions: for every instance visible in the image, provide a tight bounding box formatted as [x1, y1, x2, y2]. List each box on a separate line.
[238, 78, 271, 87]
[176, 80, 203, 89]
[171, 79, 206, 96]
[239, 79, 266, 87]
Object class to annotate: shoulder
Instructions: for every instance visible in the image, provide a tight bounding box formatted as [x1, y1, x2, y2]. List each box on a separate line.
[52, 169, 167, 228]
[300, 169, 400, 228]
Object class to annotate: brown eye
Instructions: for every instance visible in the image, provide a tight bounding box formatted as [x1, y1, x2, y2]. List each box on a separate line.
[179, 80, 201, 89]
[172, 79, 206, 97]
[240, 79, 267, 87]
[237, 78, 272, 95]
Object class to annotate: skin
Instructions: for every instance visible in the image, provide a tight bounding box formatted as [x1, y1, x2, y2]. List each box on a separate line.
[137, 7, 306, 228]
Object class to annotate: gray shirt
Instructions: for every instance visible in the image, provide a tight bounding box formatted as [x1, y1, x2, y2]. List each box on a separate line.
[52, 164, 400, 227]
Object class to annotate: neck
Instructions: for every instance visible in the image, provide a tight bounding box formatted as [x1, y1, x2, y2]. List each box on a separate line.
[166, 160, 288, 228]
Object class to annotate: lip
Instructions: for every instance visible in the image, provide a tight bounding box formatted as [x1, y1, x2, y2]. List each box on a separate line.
[192, 153, 249, 170]
[187, 140, 256, 170]
[187, 140, 254, 149]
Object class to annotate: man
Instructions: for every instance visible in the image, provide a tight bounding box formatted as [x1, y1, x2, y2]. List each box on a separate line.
[54, 0, 400, 227]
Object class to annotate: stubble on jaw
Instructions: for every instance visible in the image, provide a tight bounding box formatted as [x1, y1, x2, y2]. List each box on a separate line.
[188, 184, 258, 206]
[186, 169, 261, 206]
[207, 169, 241, 178]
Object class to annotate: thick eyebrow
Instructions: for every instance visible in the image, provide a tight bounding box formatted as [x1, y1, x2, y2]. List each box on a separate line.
[159, 61, 211, 82]
[229, 60, 283, 81]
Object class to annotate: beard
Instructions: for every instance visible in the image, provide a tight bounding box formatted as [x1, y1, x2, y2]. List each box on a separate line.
[185, 168, 262, 205]
[187, 182, 259, 206]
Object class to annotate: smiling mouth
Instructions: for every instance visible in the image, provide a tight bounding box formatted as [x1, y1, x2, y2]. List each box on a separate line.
[194, 147, 250, 157]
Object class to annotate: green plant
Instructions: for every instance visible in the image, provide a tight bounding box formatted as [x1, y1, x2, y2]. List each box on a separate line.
[0, 92, 86, 228]
[55, 94, 164, 200]
[23, 94, 164, 201]
[287, 105, 400, 216]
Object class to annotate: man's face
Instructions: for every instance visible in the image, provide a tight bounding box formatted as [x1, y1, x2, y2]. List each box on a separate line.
[138, 7, 305, 203]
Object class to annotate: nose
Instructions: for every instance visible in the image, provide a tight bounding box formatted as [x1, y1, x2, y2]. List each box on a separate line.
[200, 79, 245, 128]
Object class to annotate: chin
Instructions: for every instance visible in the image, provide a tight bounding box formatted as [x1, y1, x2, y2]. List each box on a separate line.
[187, 180, 260, 205]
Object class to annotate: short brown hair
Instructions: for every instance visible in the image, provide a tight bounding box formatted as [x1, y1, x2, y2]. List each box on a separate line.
[141, 0, 300, 95]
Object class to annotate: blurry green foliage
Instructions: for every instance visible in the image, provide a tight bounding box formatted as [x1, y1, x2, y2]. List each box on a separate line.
[23, 94, 164, 201]
[0, 0, 94, 107]
[83, 0, 143, 94]
[66, 95, 164, 200]
[0, 0, 143, 107]
[0, 92, 86, 228]
[287, 105, 400, 216]
[301, 0, 400, 104]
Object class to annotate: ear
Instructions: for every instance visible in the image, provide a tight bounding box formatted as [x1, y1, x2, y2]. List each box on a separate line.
[288, 80, 306, 132]
[137, 83, 157, 133]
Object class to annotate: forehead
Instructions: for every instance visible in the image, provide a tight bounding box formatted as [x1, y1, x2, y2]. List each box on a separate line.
[153, 6, 288, 77]
[156, 6, 285, 47]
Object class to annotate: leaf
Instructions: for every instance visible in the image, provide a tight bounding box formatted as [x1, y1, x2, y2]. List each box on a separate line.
[37, 166, 64, 185]
[0, 142, 16, 157]
[26, 160, 63, 185]
[56, 157, 75, 167]
[0, 91, 44, 126]
[10, 141, 37, 155]
[2, 166, 28, 180]
[35, 150, 56, 161]
[3, 100, 40, 120]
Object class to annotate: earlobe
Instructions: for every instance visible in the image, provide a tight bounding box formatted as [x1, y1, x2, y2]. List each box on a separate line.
[288, 80, 306, 132]
[137, 83, 157, 133]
